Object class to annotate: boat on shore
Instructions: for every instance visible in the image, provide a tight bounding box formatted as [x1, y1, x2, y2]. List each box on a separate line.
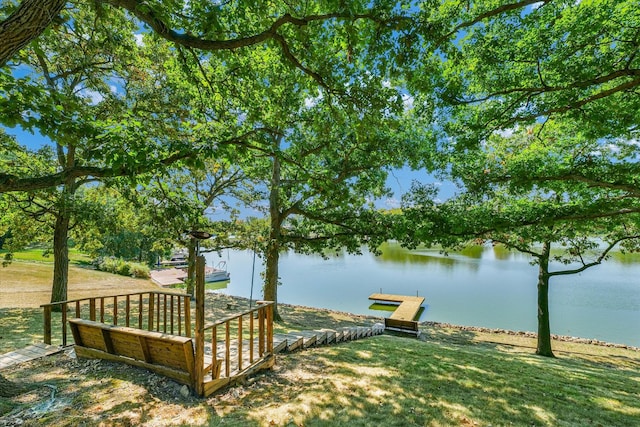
[204, 261, 230, 283]
[158, 251, 189, 268]
[153, 252, 230, 285]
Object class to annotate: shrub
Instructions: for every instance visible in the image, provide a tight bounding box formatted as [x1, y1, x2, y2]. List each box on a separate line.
[94, 257, 150, 279]
[129, 263, 150, 279]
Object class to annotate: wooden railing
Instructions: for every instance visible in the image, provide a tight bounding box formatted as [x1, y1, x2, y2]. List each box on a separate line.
[41, 291, 191, 346]
[199, 301, 274, 396]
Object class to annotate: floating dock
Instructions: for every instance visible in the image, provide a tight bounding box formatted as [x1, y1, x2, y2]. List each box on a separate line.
[368, 293, 425, 335]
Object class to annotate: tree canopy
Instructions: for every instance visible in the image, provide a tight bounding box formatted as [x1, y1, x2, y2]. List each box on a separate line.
[413, 0, 640, 145]
[398, 123, 640, 356]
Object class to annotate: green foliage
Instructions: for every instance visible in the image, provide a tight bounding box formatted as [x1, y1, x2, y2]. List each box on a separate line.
[426, 0, 640, 145]
[95, 257, 150, 279]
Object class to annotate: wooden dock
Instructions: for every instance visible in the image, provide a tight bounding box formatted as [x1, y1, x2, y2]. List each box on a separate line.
[368, 293, 425, 335]
[150, 268, 186, 287]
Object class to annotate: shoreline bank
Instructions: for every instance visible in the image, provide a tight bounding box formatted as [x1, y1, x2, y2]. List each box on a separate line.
[251, 295, 640, 352]
[421, 320, 640, 352]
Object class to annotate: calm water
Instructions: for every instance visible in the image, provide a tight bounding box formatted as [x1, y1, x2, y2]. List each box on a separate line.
[205, 243, 640, 347]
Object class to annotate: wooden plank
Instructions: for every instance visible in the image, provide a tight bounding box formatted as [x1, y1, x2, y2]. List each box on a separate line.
[138, 335, 152, 363]
[194, 255, 206, 394]
[182, 341, 195, 378]
[368, 293, 424, 322]
[384, 318, 419, 335]
[69, 318, 194, 370]
[202, 354, 275, 396]
[320, 329, 336, 344]
[312, 330, 327, 346]
[73, 345, 192, 386]
[369, 293, 424, 335]
[43, 306, 52, 345]
[69, 320, 83, 347]
[101, 329, 115, 354]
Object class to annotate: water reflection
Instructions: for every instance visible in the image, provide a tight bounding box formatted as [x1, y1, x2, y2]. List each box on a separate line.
[610, 251, 640, 265]
[492, 244, 514, 260]
[375, 242, 481, 272]
[368, 302, 426, 321]
[208, 243, 640, 347]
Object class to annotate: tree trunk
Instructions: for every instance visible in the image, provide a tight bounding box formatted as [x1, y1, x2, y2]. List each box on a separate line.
[264, 150, 282, 321]
[0, 0, 66, 67]
[0, 374, 24, 397]
[264, 234, 281, 321]
[536, 241, 555, 357]
[50, 212, 70, 308]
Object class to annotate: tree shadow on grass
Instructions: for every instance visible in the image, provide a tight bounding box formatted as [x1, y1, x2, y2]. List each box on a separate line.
[1, 332, 639, 426]
[0, 308, 44, 353]
[234, 336, 640, 427]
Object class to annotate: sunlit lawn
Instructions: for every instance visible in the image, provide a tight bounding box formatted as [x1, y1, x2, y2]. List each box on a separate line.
[1, 247, 91, 265]
[0, 260, 638, 426]
[1, 332, 638, 426]
[217, 335, 640, 427]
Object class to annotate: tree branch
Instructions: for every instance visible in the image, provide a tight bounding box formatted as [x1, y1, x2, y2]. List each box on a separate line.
[436, 0, 553, 47]
[548, 234, 640, 276]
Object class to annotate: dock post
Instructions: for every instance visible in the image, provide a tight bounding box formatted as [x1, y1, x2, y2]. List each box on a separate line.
[194, 255, 205, 396]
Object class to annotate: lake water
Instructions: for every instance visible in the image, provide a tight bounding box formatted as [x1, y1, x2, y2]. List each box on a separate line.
[205, 243, 640, 347]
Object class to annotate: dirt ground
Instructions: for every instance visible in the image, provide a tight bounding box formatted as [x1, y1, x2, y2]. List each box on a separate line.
[0, 262, 160, 309]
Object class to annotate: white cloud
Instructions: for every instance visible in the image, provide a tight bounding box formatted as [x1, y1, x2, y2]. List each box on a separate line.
[304, 91, 323, 109]
[81, 89, 104, 104]
[604, 143, 621, 153]
[402, 93, 414, 111]
[385, 198, 401, 209]
[134, 33, 144, 47]
[494, 128, 515, 138]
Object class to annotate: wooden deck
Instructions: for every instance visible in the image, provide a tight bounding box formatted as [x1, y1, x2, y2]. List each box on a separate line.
[368, 293, 425, 335]
[150, 268, 186, 287]
[0, 343, 64, 370]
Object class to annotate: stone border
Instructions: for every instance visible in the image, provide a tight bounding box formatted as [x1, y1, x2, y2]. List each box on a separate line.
[422, 321, 640, 352]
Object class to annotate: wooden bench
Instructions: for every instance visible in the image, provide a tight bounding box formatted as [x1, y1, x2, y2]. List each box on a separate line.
[68, 318, 220, 389]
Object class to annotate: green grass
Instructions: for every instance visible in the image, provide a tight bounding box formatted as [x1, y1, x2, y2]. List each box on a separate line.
[1, 248, 92, 265]
[0, 261, 638, 426]
[229, 336, 639, 427]
[2, 329, 637, 426]
[0, 308, 45, 352]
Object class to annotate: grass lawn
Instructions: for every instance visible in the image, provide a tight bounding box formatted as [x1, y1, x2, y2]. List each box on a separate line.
[0, 262, 638, 426]
[1, 248, 92, 265]
[1, 326, 638, 426]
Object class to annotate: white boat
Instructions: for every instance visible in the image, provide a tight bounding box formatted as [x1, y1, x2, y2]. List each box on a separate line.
[204, 261, 230, 283]
[159, 251, 189, 268]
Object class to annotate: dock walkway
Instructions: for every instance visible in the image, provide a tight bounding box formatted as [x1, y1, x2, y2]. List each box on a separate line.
[150, 268, 186, 287]
[368, 293, 425, 335]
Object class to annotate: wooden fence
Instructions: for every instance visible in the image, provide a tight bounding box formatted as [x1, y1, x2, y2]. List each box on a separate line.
[40, 291, 191, 346]
[198, 301, 274, 396]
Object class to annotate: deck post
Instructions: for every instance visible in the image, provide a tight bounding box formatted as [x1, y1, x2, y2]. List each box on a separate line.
[43, 305, 52, 345]
[184, 296, 191, 337]
[194, 255, 205, 396]
[148, 293, 154, 331]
